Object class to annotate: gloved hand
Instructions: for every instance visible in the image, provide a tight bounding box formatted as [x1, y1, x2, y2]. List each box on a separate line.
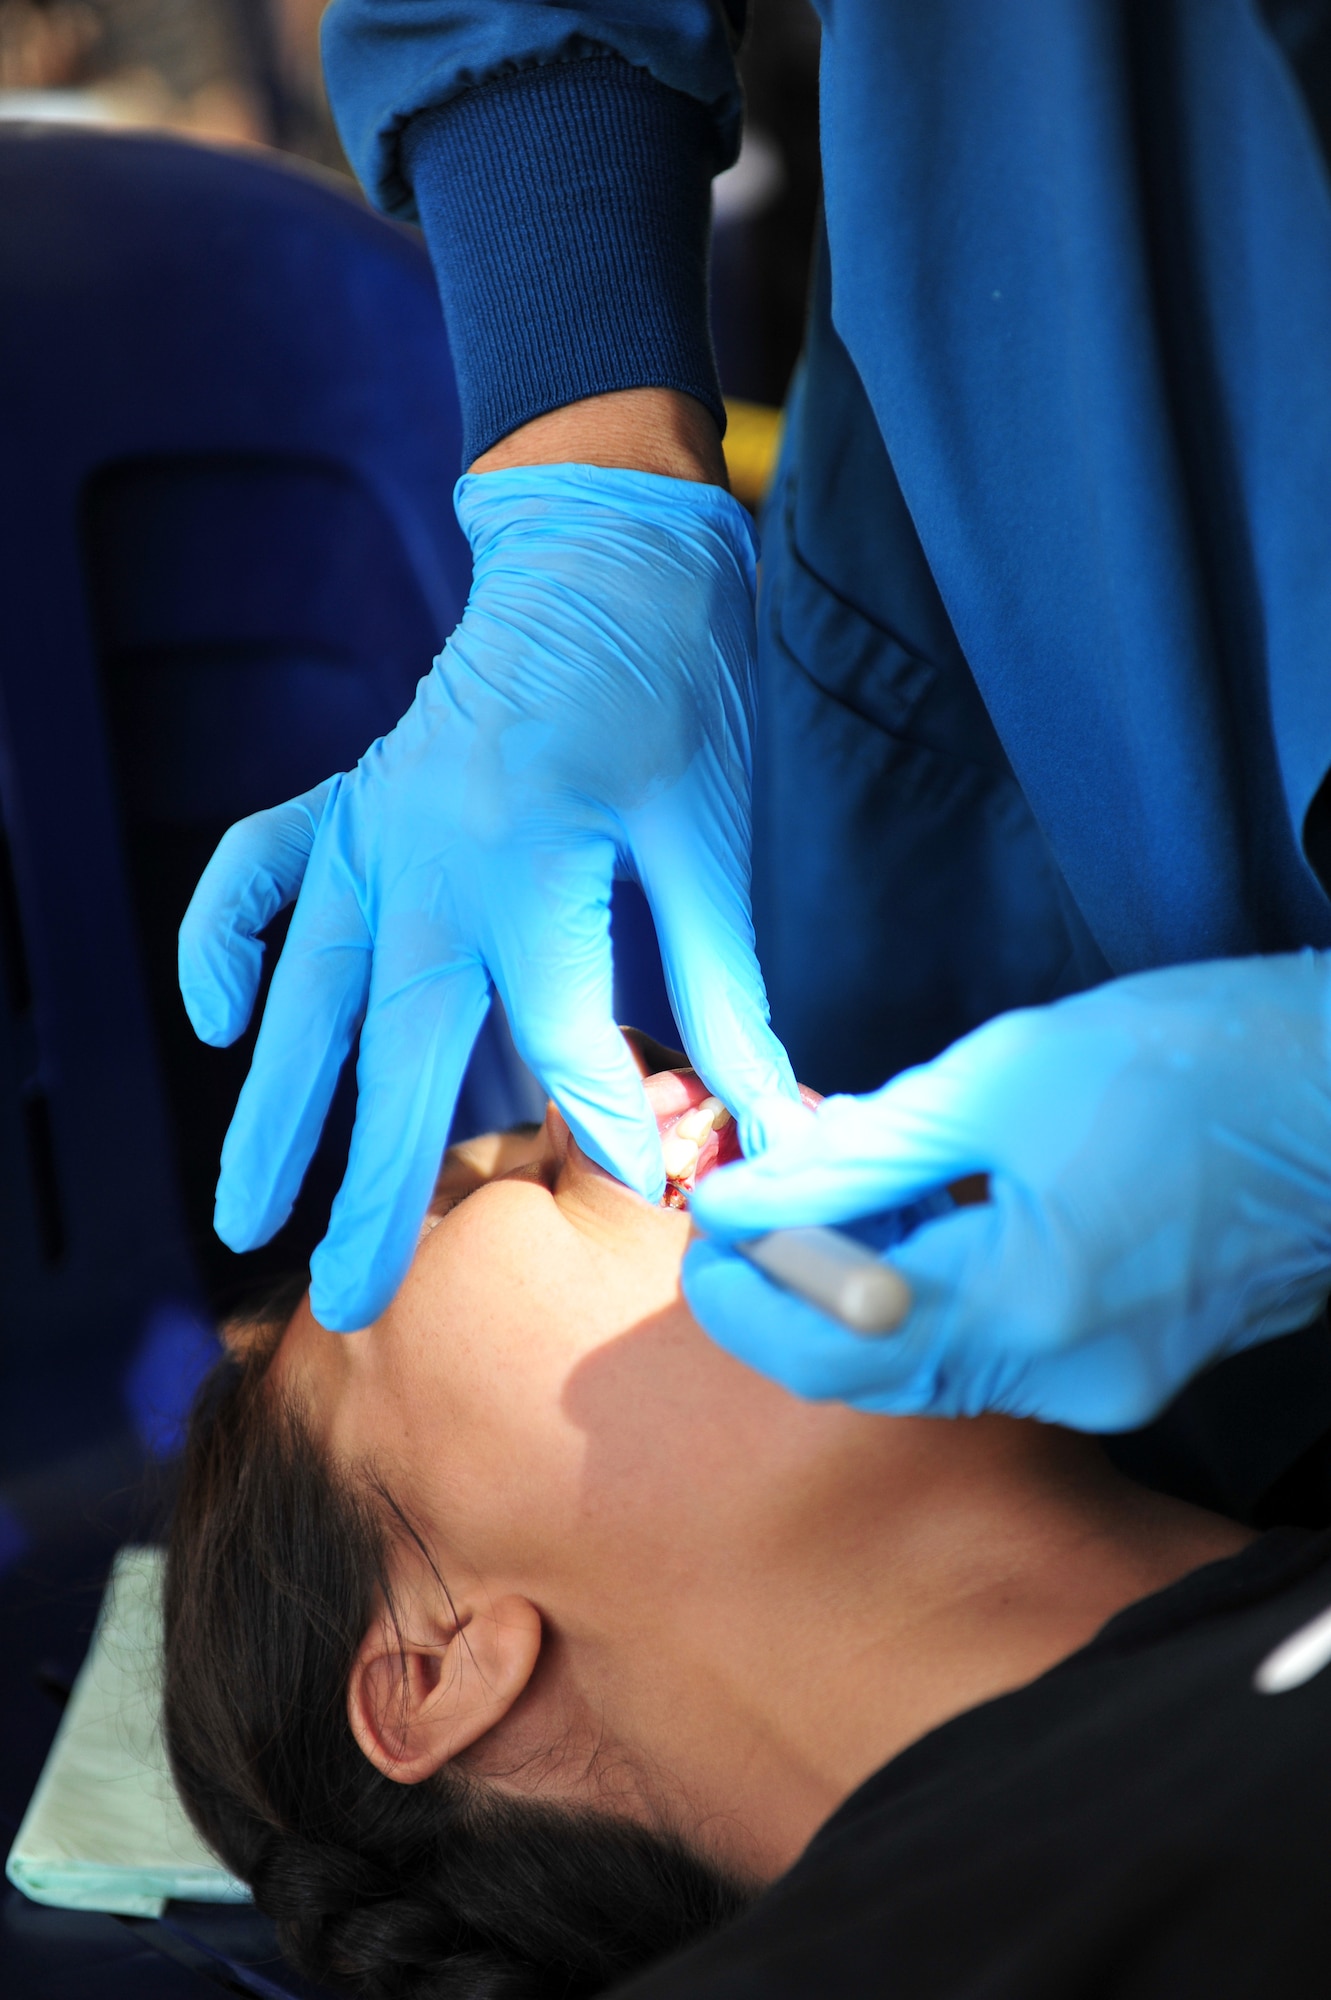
[179, 464, 798, 1331]
[686, 953, 1331, 1431]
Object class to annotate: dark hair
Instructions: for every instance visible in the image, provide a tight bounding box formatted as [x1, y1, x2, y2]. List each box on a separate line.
[162, 1302, 751, 2000]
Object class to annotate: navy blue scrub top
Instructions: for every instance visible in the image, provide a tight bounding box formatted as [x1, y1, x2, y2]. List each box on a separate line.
[763, 1, 1331, 1090]
[774, 1, 1331, 1085]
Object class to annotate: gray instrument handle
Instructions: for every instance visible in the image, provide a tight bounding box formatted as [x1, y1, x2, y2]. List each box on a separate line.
[735, 1226, 911, 1336]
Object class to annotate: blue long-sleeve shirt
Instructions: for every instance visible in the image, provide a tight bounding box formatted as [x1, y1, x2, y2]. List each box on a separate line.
[322, 1, 745, 464]
[320, 0, 1331, 994]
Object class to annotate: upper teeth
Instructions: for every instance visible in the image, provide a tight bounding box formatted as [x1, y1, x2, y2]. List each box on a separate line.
[661, 1096, 731, 1186]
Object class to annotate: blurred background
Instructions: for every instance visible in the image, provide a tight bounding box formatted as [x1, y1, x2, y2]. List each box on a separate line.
[0, 0, 822, 404]
[0, 0, 343, 163]
[0, 7, 822, 1993]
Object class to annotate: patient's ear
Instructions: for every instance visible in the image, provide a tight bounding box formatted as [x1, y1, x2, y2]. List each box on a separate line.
[347, 1586, 542, 1784]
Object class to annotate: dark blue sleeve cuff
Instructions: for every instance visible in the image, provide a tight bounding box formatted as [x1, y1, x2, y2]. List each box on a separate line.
[401, 55, 726, 467]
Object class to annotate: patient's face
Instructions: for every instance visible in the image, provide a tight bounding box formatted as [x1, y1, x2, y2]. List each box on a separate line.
[273, 1058, 851, 1598]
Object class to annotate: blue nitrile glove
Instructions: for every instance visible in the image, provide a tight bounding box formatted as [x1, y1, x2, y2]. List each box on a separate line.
[179, 464, 798, 1331]
[686, 953, 1331, 1431]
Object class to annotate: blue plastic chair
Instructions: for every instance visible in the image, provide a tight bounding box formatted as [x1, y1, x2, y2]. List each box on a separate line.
[0, 125, 470, 1469]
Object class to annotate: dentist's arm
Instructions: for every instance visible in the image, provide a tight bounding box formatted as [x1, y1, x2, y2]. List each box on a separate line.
[687, 955, 1331, 1431]
[177, 7, 801, 1332]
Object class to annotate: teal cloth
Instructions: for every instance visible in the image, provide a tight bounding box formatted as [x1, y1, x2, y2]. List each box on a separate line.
[5, 1546, 250, 1917]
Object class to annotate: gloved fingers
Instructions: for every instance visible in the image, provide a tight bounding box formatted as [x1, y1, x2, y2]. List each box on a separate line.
[308, 957, 493, 1332]
[492, 880, 665, 1203]
[689, 1071, 993, 1244]
[692, 999, 1132, 1244]
[883, 1195, 1172, 1427]
[682, 1239, 942, 1412]
[178, 778, 338, 1046]
[212, 826, 369, 1254]
[632, 845, 802, 1158]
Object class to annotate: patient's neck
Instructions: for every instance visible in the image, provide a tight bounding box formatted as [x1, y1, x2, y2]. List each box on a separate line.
[492, 1415, 1251, 1882]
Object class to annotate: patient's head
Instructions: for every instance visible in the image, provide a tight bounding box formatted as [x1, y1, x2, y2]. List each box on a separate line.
[166, 1063, 831, 1996]
[164, 1058, 1242, 2000]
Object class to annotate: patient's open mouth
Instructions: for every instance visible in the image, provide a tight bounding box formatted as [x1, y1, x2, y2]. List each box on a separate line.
[661, 1094, 739, 1206]
[644, 1072, 744, 1209]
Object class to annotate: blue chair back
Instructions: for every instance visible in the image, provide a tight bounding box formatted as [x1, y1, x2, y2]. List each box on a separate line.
[0, 125, 477, 1469]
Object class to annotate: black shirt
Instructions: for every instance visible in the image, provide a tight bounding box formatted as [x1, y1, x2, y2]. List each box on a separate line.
[618, 1530, 1331, 1998]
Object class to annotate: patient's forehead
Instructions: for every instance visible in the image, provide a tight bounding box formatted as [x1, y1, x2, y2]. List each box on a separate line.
[255, 1294, 354, 1449]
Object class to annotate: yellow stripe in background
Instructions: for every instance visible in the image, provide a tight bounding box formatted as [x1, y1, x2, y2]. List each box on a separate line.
[723, 399, 784, 512]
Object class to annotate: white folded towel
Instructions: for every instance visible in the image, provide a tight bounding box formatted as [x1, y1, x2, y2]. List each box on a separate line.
[6, 1545, 250, 1917]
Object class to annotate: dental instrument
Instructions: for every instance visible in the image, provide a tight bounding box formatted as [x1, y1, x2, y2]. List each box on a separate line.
[735, 1227, 912, 1336]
